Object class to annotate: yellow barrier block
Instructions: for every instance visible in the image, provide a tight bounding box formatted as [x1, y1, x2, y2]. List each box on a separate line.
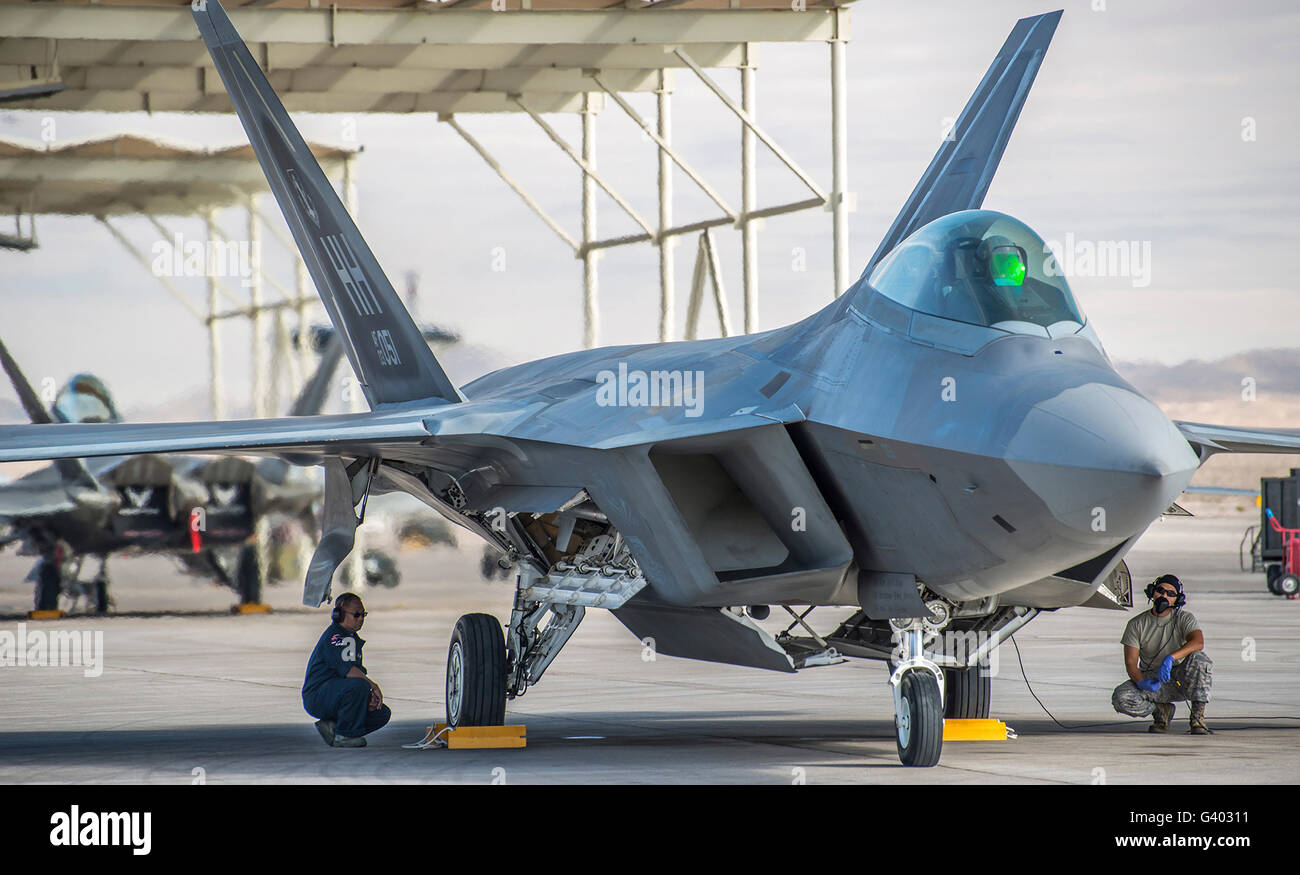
[943, 718, 1010, 741]
[434, 723, 527, 750]
[232, 603, 273, 615]
[27, 609, 65, 620]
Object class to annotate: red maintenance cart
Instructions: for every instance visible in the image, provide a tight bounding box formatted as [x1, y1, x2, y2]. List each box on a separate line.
[1264, 509, 1300, 597]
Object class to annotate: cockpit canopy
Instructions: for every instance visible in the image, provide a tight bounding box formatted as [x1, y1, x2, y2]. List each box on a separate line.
[868, 210, 1083, 333]
[53, 374, 122, 424]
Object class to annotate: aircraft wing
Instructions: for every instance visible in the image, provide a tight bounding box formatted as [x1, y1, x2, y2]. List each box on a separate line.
[1175, 421, 1300, 459]
[862, 10, 1062, 273]
[0, 487, 77, 519]
[0, 410, 433, 465]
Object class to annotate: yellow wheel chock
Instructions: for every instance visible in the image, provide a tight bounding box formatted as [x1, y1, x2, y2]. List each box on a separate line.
[942, 718, 1015, 741]
[403, 723, 526, 750]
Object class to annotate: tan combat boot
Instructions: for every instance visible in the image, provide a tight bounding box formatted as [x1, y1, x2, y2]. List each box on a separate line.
[1189, 701, 1213, 735]
[1148, 702, 1174, 733]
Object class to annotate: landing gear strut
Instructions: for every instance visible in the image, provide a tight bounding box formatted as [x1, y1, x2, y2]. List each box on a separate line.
[889, 617, 945, 767]
[444, 576, 588, 727]
[91, 556, 110, 615]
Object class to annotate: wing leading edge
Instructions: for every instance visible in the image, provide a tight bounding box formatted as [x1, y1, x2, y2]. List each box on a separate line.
[1175, 421, 1300, 459]
[0, 412, 432, 464]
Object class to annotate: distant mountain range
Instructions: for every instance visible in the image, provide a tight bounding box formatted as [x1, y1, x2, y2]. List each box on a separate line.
[1115, 349, 1300, 403]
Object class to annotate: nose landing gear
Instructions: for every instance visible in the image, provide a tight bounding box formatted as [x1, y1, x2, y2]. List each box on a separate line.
[888, 618, 945, 767]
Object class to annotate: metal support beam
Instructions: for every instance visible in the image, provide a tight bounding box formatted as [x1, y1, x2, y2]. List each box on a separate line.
[514, 94, 656, 239]
[204, 210, 225, 420]
[296, 258, 313, 395]
[656, 69, 674, 343]
[207, 218, 297, 304]
[591, 71, 735, 219]
[740, 43, 758, 334]
[685, 230, 732, 341]
[1, 8, 844, 48]
[94, 216, 204, 321]
[143, 214, 247, 311]
[440, 114, 579, 253]
[581, 92, 599, 349]
[674, 46, 827, 202]
[830, 8, 851, 297]
[247, 194, 267, 419]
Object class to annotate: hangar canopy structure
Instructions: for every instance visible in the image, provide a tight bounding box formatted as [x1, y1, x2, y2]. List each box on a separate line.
[0, 0, 857, 346]
[0, 132, 357, 419]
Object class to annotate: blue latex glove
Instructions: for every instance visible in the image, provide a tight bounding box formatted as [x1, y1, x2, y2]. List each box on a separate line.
[1158, 655, 1175, 683]
[1136, 677, 1162, 693]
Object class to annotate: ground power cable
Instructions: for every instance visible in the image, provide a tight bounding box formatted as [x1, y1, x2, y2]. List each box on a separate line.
[1009, 634, 1300, 731]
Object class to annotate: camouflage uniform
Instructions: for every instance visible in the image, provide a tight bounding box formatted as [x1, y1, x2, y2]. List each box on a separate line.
[1111, 650, 1213, 717]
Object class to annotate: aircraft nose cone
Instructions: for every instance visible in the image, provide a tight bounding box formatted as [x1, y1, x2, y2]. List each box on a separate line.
[1005, 383, 1199, 539]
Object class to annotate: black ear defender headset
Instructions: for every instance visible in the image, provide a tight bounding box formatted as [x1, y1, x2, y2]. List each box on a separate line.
[331, 594, 352, 624]
[1144, 573, 1187, 611]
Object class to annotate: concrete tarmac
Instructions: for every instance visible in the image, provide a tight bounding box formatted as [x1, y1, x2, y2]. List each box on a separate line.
[0, 503, 1297, 784]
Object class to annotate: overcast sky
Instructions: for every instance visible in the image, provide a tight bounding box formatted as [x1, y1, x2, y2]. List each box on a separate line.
[1, 0, 1298, 418]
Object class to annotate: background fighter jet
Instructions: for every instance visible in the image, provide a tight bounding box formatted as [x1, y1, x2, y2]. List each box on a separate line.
[2, 3, 1298, 765]
[0, 332, 343, 613]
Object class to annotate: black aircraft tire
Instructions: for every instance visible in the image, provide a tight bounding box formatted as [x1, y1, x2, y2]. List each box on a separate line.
[446, 614, 507, 728]
[1267, 564, 1282, 594]
[236, 543, 263, 605]
[896, 671, 944, 767]
[1280, 574, 1300, 597]
[35, 555, 60, 612]
[944, 664, 991, 719]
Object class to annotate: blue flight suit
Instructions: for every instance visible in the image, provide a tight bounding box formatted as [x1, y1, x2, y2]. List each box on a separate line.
[302, 622, 391, 739]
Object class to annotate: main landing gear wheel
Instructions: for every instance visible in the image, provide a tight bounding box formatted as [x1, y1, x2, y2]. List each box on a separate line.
[35, 552, 61, 613]
[895, 671, 944, 768]
[944, 664, 991, 719]
[446, 613, 507, 728]
[235, 542, 263, 605]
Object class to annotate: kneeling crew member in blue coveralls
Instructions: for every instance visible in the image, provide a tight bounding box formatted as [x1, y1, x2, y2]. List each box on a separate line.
[1111, 574, 1213, 735]
[303, 593, 391, 747]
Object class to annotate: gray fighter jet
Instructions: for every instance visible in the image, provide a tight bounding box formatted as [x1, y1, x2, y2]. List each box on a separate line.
[2, 3, 1297, 765]
[0, 332, 342, 612]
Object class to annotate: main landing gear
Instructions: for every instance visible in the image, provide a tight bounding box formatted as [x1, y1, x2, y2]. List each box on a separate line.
[443, 599, 587, 729]
[443, 530, 642, 729]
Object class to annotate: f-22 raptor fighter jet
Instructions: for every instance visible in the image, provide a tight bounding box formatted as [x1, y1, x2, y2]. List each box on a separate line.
[0, 333, 343, 613]
[2, 4, 1298, 765]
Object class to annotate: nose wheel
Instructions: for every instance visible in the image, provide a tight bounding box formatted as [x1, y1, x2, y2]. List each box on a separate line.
[889, 620, 945, 767]
[894, 670, 943, 766]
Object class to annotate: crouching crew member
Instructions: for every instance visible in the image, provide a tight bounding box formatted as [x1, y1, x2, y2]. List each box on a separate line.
[303, 593, 390, 747]
[1111, 574, 1213, 735]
